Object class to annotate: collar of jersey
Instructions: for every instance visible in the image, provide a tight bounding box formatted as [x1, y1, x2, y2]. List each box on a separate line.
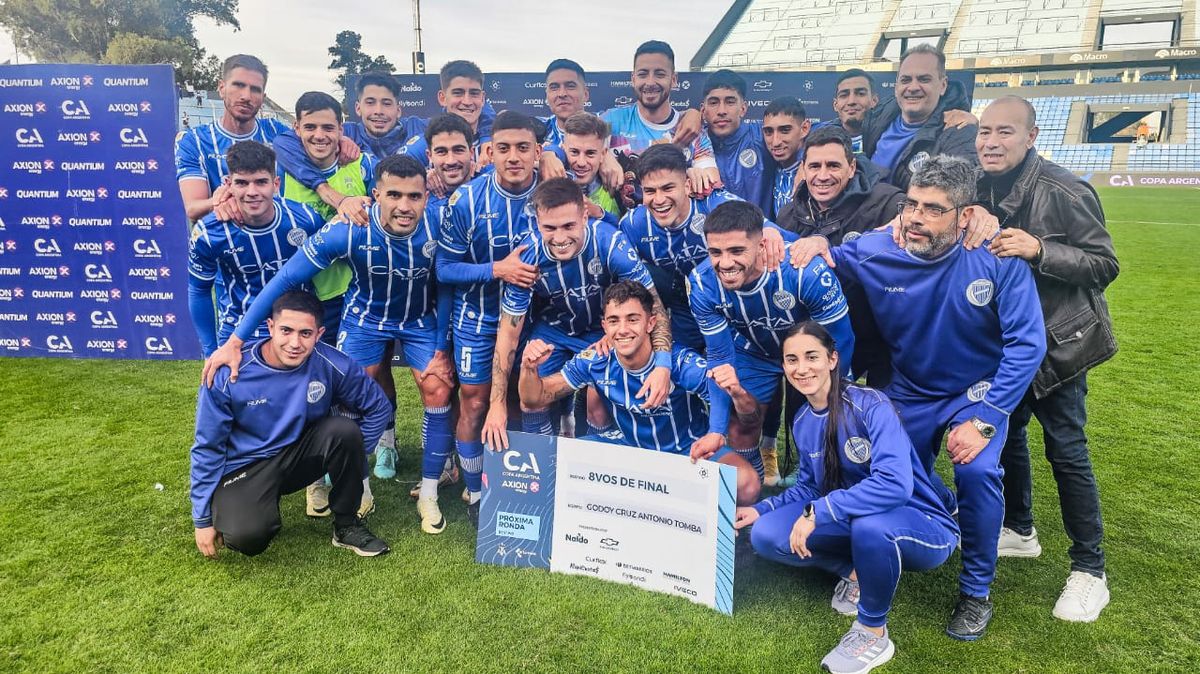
[729, 263, 774, 296]
[618, 350, 657, 378]
[637, 105, 679, 133]
[238, 199, 283, 234]
[369, 203, 425, 241]
[539, 218, 593, 260]
[215, 118, 262, 142]
[490, 172, 538, 199]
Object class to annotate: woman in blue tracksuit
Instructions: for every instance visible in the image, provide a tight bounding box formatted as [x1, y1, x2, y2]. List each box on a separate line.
[735, 321, 959, 674]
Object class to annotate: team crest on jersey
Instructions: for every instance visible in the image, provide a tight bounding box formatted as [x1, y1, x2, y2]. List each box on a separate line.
[843, 231, 862, 243]
[406, 135, 420, 146]
[967, 380, 992, 402]
[447, 191, 461, 208]
[587, 258, 604, 276]
[189, 224, 203, 243]
[579, 348, 597, 360]
[844, 436, 872, 464]
[286, 228, 307, 247]
[307, 381, 326, 404]
[738, 149, 759, 169]
[908, 151, 930, 174]
[175, 131, 185, 142]
[689, 212, 706, 235]
[772, 290, 796, 311]
[966, 279, 994, 307]
[422, 240, 438, 258]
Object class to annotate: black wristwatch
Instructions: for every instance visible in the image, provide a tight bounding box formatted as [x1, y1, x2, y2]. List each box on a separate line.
[803, 502, 815, 521]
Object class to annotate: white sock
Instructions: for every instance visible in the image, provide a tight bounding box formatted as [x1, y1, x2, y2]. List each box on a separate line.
[361, 477, 373, 499]
[444, 456, 454, 472]
[378, 427, 395, 449]
[468, 490, 481, 505]
[419, 477, 438, 499]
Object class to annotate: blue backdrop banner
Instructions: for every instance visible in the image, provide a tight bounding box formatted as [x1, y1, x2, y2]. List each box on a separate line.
[0, 64, 199, 360]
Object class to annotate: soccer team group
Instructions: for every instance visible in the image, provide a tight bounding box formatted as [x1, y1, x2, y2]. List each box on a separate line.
[179, 36, 1119, 672]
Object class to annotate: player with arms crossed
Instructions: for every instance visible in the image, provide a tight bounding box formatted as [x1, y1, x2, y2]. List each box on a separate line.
[519, 281, 762, 504]
[203, 155, 454, 533]
[191, 290, 392, 559]
[737, 322, 958, 674]
[187, 141, 325, 357]
[481, 177, 671, 450]
[792, 155, 1046, 640]
[688, 200, 855, 482]
[437, 111, 543, 525]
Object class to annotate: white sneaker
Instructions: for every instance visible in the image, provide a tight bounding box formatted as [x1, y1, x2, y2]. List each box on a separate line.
[305, 482, 331, 518]
[997, 526, 1042, 558]
[417, 496, 446, 534]
[1053, 571, 1110, 622]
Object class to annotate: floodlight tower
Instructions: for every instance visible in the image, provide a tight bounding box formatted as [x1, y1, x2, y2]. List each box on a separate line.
[412, 0, 426, 74]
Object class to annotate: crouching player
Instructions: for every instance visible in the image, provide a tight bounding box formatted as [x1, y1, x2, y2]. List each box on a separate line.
[518, 281, 762, 505]
[736, 322, 958, 673]
[202, 155, 455, 534]
[191, 290, 392, 558]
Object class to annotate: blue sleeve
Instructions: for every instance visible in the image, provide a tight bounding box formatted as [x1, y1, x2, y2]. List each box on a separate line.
[436, 191, 495, 284]
[360, 153, 378, 193]
[175, 129, 207, 183]
[332, 357, 393, 452]
[559, 353, 595, 391]
[755, 419, 821, 514]
[190, 375, 233, 527]
[600, 209, 620, 227]
[674, 349, 709, 395]
[814, 392, 914, 526]
[800, 257, 855, 378]
[967, 259, 1047, 429]
[231, 224, 346, 341]
[187, 279, 219, 357]
[829, 236, 863, 287]
[272, 129, 329, 189]
[688, 269, 734, 368]
[500, 236, 538, 316]
[606, 228, 655, 289]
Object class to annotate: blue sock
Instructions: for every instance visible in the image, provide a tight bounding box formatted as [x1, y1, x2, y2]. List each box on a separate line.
[457, 439, 484, 493]
[522, 408, 554, 435]
[735, 446, 765, 481]
[422, 406, 452, 480]
[586, 421, 614, 437]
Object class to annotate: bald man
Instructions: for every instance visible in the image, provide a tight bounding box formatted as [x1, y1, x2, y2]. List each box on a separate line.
[969, 95, 1118, 623]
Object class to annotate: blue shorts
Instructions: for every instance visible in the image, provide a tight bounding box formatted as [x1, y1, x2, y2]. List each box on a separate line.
[452, 328, 495, 385]
[577, 430, 734, 461]
[528, 323, 602, 377]
[734, 349, 783, 407]
[320, 296, 343, 346]
[338, 318, 438, 371]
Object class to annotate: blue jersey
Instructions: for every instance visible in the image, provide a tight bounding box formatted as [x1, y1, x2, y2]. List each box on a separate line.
[187, 198, 325, 355]
[602, 105, 717, 170]
[753, 386, 958, 534]
[190, 340, 391, 527]
[712, 120, 775, 214]
[688, 246, 855, 368]
[398, 103, 497, 166]
[539, 115, 565, 148]
[831, 231, 1047, 429]
[502, 218, 654, 336]
[619, 190, 743, 280]
[175, 118, 289, 194]
[772, 160, 800, 220]
[562, 346, 712, 454]
[231, 203, 450, 346]
[437, 172, 538, 335]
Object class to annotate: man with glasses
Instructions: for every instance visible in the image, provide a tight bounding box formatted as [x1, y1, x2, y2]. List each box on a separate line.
[789, 155, 1046, 641]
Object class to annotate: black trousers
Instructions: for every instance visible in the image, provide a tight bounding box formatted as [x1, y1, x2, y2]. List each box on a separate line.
[212, 416, 365, 556]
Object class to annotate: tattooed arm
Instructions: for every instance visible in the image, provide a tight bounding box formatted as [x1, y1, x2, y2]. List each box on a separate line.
[481, 310, 526, 451]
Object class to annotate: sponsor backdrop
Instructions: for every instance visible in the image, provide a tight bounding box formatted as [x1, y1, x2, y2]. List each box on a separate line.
[478, 432, 737, 615]
[0, 64, 198, 360]
[349, 70, 975, 126]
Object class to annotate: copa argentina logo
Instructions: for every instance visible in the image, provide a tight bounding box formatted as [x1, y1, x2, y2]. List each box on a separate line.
[33, 238, 62, 257]
[90, 310, 119, 329]
[502, 450, 541, 475]
[15, 127, 44, 147]
[132, 239, 163, 258]
[144, 337, 174, 355]
[3, 101, 47, 117]
[108, 101, 152, 117]
[84, 263, 113, 282]
[45, 334, 75, 353]
[119, 128, 149, 147]
[60, 99, 91, 119]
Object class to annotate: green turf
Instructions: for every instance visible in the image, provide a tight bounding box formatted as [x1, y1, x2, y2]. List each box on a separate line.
[2, 186, 1199, 672]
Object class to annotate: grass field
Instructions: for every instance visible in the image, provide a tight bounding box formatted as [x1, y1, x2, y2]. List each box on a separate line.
[1, 186, 1198, 672]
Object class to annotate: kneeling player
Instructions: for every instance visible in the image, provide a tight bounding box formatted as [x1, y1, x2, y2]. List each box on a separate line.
[736, 322, 957, 673]
[518, 281, 761, 505]
[191, 290, 392, 559]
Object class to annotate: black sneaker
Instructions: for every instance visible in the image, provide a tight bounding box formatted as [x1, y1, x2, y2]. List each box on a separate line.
[946, 593, 993, 641]
[467, 501, 480, 528]
[332, 518, 390, 557]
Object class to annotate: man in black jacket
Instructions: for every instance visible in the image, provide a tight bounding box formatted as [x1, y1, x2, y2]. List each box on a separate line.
[777, 126, 904, 402]
[862, 44, 978, 190]
[974, 95, 1119, 623]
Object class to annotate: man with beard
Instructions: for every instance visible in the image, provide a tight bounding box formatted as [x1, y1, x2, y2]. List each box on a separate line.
[795, 155, 1046, 641]
[480, 178, 671, 451]
[202, 156, 455, 535]
[701, 69, 775, 214]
